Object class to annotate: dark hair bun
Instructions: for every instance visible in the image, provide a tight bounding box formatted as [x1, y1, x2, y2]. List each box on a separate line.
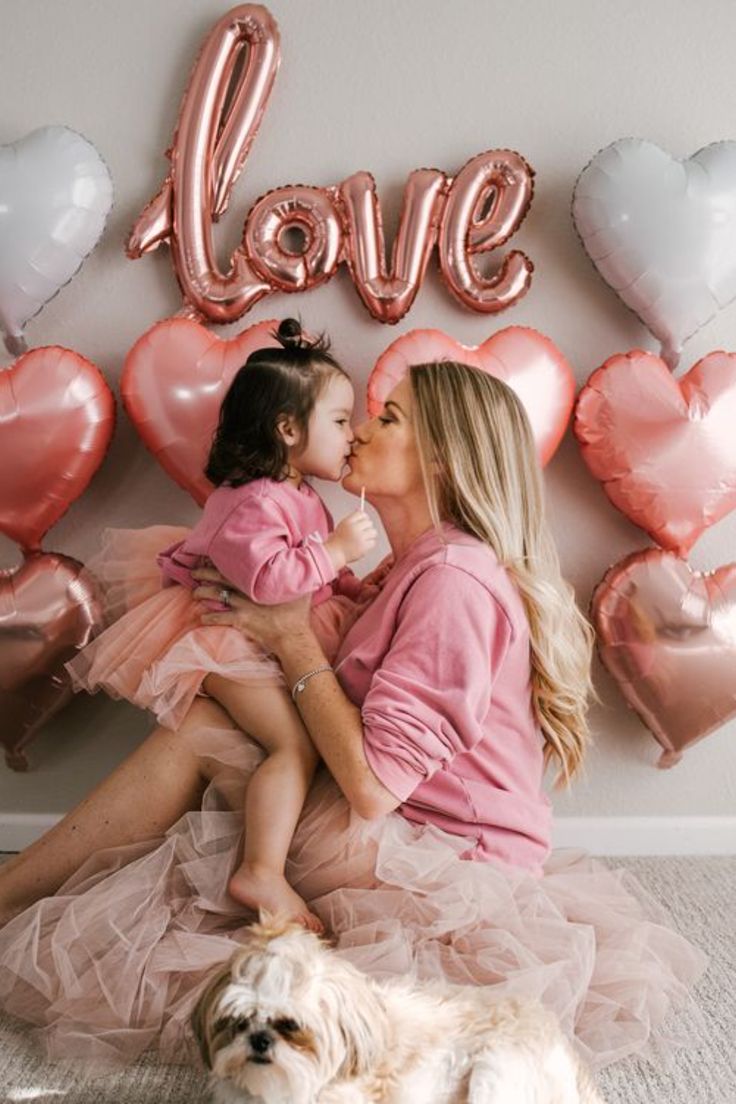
[273, 317, 334, 359]
[276, 318, 303, 348]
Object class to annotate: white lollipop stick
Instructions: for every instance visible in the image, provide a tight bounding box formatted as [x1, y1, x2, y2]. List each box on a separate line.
[360, 486, 365, 512]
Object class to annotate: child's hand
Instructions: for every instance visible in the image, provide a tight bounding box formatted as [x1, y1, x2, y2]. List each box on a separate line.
[328, 510, 378, 565]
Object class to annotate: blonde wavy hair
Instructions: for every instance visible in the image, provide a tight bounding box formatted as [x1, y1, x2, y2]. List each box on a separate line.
[409, 361, 597, 787]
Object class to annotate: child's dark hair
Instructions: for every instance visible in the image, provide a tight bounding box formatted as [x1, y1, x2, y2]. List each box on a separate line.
[205, 318, 348, 487]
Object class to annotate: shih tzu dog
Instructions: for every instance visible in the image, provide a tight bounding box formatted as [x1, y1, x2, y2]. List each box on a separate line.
[191, 915, 605, 1104]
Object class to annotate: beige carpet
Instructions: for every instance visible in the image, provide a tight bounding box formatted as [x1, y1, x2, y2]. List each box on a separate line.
[0, 855, 732, 1103]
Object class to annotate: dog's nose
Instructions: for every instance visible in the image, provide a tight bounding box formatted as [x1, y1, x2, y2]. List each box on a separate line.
[249, 1030, 273, 1054]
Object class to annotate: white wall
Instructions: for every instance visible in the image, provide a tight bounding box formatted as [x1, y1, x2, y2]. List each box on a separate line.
[1, 0, 735, 840]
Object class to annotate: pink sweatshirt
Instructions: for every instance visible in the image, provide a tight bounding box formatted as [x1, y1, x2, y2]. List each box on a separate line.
[334, 523, 552, 873]
[157, 478, 363, 605]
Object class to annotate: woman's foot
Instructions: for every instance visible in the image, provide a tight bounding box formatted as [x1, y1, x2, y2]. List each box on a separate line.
[228, 864, 324, 934]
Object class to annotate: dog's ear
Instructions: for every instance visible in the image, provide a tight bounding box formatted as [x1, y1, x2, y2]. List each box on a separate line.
[319, 966, 389, 1079]
[190, 962, 234, 1070]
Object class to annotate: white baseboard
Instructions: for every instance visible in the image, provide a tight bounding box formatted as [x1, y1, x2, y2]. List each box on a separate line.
[552, 816, 735, 855]
[1, 813, 734, 856]
[0, 814, 61, 853]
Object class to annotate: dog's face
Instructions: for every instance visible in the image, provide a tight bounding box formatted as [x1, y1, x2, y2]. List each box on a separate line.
[191, 916, 388, 1103]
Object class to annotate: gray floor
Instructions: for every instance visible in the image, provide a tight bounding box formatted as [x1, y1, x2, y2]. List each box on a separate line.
[0, 856, 733, 1103]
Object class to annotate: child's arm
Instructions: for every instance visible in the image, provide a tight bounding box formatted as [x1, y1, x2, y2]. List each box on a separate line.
[206, 497, 372, 604]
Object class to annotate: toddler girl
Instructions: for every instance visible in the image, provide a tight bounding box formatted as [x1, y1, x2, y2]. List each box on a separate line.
[69, 319, 379, 930]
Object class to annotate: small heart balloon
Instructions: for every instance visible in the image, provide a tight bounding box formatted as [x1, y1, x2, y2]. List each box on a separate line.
[121, 317, 280, 504]
[0, 552, 103, 770]
[366, 326, 575, 465]
[0, 126, 113, 355]
[573, 138, 736, 369]
[574, 349, 736, 556]
[591, 548, 736, 768]
[0, 347, 116, 551]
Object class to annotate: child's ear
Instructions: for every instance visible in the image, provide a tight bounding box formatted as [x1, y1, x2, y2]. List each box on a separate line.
[276, 415, 300, 447]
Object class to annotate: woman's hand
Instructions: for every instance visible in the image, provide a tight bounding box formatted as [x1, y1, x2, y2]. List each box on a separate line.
[192, 566, 312, 655]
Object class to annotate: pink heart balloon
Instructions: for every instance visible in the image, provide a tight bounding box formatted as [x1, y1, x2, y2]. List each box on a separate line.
[592, 548, 736, 768]
[0, 347, 115, 551]
[0, 552, 103, 770]
[122, 317, 281, 504]
[574, 349, 736, 556]
[366, 326, 575, 465]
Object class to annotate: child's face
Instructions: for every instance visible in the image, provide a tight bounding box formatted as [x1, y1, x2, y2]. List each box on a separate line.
[292, 374, 355, 481]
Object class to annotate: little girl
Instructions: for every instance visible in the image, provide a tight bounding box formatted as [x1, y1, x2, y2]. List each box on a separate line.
[69, 319, 380, 931]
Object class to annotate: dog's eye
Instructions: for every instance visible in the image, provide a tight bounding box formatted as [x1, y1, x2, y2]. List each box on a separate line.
[214, 1016, 250, 1035]
[273, 1017, 300, 1035]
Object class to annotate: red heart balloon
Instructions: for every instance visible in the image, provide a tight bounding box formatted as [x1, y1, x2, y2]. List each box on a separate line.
[0, 551, 103, 770]
[592, 548, 736, 768]
[366, 326, 576, 465]
[0, 347, 115, 551]
[574, 349, 736, 556]
[121, 317, 280, 504]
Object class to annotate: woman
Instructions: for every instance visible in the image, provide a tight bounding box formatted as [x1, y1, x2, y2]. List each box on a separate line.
[0, 362, 706, 1073]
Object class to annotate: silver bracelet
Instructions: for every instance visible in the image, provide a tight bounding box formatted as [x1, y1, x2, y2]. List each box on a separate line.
[291, 664, 333, 702]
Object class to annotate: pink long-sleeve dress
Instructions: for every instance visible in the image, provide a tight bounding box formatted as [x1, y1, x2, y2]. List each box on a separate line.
[67, 477, 371, 729]
[0, 523, 707, 1074]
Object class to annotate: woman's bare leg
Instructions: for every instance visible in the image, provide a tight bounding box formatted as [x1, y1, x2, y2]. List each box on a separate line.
[203, 675, 322, 932]
[0, 698, 232, 925]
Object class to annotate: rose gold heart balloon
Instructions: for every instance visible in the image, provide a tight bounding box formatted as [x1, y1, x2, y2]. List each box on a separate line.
[591, 548, 736, 768]
[574, 349, 736, 556]
[0, 346, 116, 551]
[366, 326, 575, 465]
[0, 552, 103, 770]
[121, 317, 280, 504]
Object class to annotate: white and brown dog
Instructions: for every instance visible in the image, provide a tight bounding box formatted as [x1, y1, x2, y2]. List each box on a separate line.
[191, 916, 605, 1104]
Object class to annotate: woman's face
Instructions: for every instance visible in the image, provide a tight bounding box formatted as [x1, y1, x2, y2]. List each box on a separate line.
[342, 376, 426, 501]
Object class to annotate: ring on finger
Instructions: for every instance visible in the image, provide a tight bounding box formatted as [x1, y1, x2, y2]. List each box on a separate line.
[217, 587, 232, 608]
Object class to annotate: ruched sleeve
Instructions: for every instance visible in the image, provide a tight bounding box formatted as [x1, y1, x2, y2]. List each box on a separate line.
[361, 564, 514, 802]
[208, 495, 337, 603]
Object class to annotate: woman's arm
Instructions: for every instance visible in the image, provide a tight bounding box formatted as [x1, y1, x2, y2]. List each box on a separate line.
[268, 627, 400, 819]
[194, 570, 399, 819]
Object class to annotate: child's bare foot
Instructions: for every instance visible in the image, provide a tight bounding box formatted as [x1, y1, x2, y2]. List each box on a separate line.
[228, 864, 324, 934]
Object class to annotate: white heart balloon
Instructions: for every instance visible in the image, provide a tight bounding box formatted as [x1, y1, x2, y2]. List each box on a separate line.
[0, 126, 113, 355]
[572, 138, 736, 369]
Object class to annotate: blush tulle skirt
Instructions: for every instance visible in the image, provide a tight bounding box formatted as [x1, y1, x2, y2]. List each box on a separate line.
[2, 526, 708, 1075]
[0, 714, 707, 1074]
[66, 526, 366, 729]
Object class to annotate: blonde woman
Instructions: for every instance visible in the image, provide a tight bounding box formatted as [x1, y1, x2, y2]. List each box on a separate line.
[0, 363, 705, 1074]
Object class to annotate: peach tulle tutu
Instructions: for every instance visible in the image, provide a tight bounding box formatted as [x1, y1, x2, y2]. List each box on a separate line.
[66, 526, 367, 730]
[0, 716, 707, 1073]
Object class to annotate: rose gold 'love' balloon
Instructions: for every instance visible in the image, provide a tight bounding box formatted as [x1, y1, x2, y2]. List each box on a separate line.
[127, 5, 534, 325]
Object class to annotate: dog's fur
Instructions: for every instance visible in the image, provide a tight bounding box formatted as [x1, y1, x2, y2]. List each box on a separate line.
[191, 916, 605, 1104]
